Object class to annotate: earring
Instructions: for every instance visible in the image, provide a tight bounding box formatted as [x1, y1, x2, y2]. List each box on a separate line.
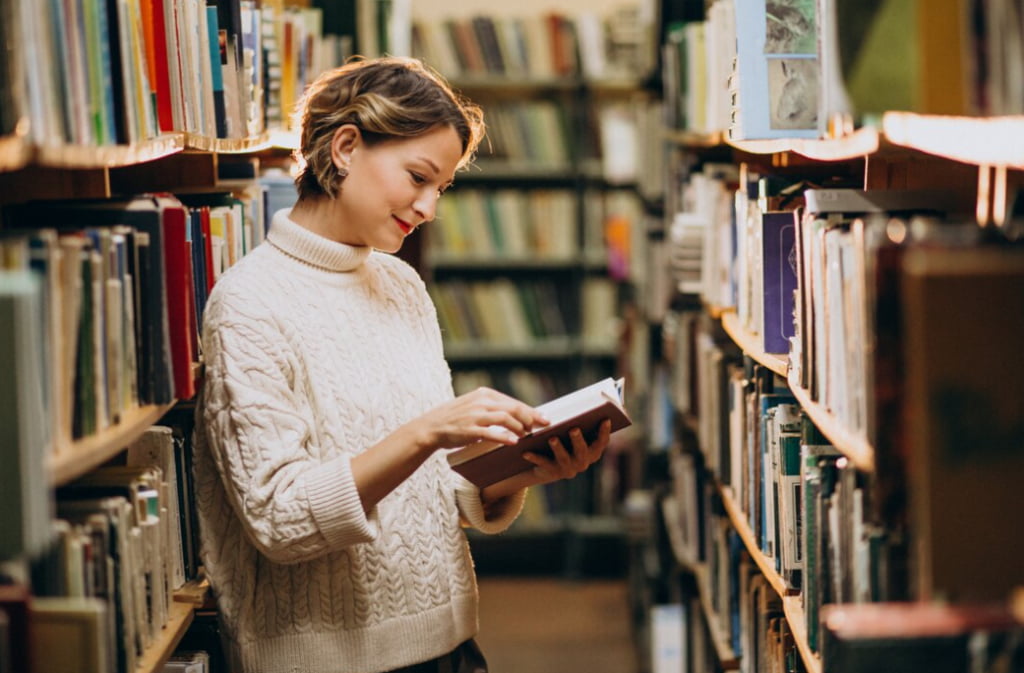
[338, 166, 349, 179]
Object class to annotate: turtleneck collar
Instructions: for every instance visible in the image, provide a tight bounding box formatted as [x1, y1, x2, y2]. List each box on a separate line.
[266, 208, 372, 272]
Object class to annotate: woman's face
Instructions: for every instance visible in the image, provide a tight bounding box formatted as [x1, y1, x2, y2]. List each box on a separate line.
[334, 124, 463, 253]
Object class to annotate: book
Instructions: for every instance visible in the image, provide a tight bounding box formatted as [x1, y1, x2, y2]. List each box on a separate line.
[29, 596, 110, 673]
[760, 210, 798, 355]
[0, 269, 54, 561]
[901, 243, 1024, 602]
[820, 602, 1024, 673]
[447, 377, 632, 488]
[731, 0, 821, 140]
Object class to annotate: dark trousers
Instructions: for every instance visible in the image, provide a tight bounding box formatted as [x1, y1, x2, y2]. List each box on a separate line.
[385, 639, 486, 673]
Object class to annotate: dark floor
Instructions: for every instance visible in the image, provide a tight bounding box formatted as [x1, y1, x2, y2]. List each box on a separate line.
[476, 577, 639, 673]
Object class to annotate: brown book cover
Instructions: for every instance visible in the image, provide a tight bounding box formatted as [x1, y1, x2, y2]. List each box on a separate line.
[448, 378, 631, 488]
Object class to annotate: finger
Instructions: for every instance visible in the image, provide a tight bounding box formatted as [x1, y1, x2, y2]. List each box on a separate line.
[479, 424, 522, 445]
[548, 436, 576, 474]
[568, 427, 589, 453]
[587, 420, 612, 461]
[476, 410, 530, 437]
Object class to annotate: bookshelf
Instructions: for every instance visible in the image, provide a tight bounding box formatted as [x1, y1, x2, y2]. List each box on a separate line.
[635, 2, 1024, 672]
[0, 2, 350, 671]
[47, 402, 179, 487]
[409, 13, 655, 576]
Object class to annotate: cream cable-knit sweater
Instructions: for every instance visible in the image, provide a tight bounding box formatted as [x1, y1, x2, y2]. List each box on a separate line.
[193, 209, 525, 673]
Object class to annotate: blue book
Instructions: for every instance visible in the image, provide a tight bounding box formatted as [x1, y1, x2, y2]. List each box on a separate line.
[207, 8, 229, 139]
[761, 211, 798, 355]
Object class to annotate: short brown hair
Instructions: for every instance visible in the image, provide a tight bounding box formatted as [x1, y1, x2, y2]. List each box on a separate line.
[292, 56, 485, 200]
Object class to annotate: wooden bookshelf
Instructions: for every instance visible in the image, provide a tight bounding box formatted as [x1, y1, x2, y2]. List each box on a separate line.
[719, 309, 788, 378]
[427, 255, 580, 270]
[443, 337, 579, 361]
[786, 368, 875, 473]
[48, 402, 177, 487]
[186, 128, 300, 154]
[135, 582, 211, 673]
[882, 112, 1024, 169]
[727, 126, 881, 163]
[464, 160, 577, 180]
[136, 600, 194, 673]
[692, 564, 741, 670]
[782, 595, 823, 673]
[716, 485, 794, 598]
[717, 483, 823, 673]
[0, 134, 32, 172]
[34, 134, 187, 169]
[664, 129, 725, 148]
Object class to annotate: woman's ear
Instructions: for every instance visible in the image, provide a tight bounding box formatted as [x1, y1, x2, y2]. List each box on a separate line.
[330, 124, 360, 175]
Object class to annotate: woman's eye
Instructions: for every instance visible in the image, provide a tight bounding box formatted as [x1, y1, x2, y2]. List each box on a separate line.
[409, 172, 426, 184]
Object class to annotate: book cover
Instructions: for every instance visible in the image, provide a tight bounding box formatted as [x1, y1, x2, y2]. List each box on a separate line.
[448, 377, 632, 488]
[153, 194, 196, 400]
[0, 270, 54, 561]
[901, 244, 1024, 602]
[760, 210, 798, 355]
[29, 597, 111, 673]
[732, 0, 820, 140]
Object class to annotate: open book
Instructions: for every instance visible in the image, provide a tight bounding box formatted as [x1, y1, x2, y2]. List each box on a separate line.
[447, 378, 632, 488]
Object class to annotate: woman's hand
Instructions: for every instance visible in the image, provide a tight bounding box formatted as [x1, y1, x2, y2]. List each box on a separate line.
[479, 418, 612, 507]
[418, 387, 550, 451]
[521, 419, 612, 484]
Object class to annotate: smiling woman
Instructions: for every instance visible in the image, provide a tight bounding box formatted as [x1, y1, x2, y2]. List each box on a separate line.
[191, 56, 613, 673]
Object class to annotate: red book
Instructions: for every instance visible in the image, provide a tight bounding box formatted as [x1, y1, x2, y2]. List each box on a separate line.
[152, 194, 195, 400]
[150, 0, 175, 131]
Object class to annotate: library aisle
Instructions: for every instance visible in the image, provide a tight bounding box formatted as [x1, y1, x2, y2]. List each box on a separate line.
[476, 578, 638, 673]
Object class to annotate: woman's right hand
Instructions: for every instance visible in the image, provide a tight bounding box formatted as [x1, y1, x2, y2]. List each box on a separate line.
[418, 387, 550, 451]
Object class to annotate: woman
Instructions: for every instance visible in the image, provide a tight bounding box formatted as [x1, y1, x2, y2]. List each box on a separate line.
[193, 56, 611, 673]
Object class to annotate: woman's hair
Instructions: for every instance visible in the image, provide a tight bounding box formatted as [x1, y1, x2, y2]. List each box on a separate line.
[292, 56, 485, 200]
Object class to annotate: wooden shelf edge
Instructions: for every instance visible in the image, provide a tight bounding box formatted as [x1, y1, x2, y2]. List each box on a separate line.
[48, 402, 177, 486]
[443, 337, 580, 361]
[882, 112, 1024, 169]
[782, 596, 823, 673]
[693, 565, 741, 670]
[0, 134, 32, 172]
[717, 485, 794, 598]
[727, 127, 879, 163]
[186, 131, 271, 153]
[34, 134, 187, 169]
[719, 310, 789, 378]
[664, 129, 725, 148]
[718, 484, 821, 673]
[428, 255, 580, 269]
[786, 369, 875, 472]
[135, 600, 195, 673]
[173, 578, 211, 606]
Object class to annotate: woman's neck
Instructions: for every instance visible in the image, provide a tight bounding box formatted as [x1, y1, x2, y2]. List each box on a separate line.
[289, 196, 350, 244]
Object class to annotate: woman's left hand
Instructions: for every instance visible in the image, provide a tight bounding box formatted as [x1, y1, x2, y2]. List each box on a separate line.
[521, 419, 612, 484]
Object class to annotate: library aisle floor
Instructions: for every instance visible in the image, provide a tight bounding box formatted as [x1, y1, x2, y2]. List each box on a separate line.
[476, 577, 638, 673]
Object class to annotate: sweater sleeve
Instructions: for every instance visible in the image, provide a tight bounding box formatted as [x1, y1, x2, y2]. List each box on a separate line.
[199, 296, 378, 564]
[451, 472, 525, 534]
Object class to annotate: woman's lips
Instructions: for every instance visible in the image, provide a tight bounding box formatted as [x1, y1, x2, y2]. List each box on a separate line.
[394, 216, 413, 234]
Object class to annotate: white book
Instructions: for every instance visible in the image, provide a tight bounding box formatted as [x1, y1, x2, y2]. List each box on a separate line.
[0, 270, 53, 561]
[448, 377, 632, 488]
